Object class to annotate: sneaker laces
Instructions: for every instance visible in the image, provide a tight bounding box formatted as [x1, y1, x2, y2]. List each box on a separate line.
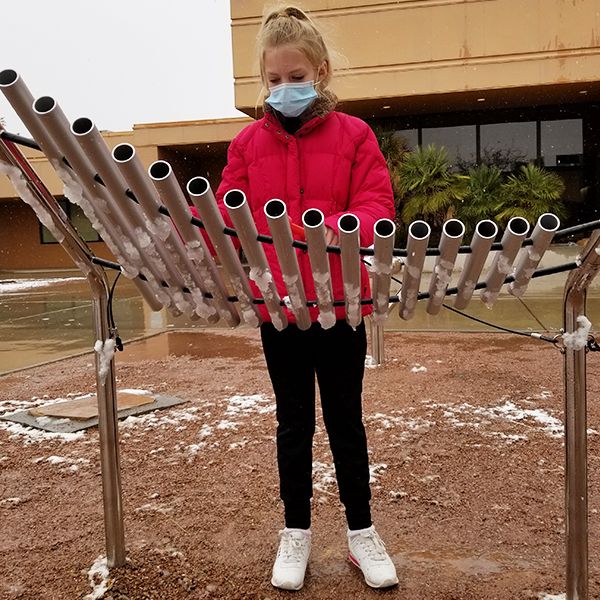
[278, 530, 309, 564]
[353, 530, 388, 562]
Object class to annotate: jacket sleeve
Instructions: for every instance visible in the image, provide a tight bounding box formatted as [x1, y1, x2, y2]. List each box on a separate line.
[323, 125, 395, 247]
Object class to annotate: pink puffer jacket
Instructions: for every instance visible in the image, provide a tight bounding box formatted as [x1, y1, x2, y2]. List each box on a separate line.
[214, 110, 395, 325]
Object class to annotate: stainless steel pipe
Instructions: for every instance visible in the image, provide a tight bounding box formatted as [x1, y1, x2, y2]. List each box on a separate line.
[400, 220, 431, 320]
[454, 220, 498, 310]
[480, 216, 529, 307]
[148, 161, 240, 327]
[371, 218, 396, 324]
[72, 123, 195, 316]
[187, 177, 261, 327]
[338, 213, 362, 328]
[224, 189, 287, 330]
[302, 208, 336, 329]
[427, 219, 465, 315]
[264, 199, 311, 330]
[109, 142, 216, 320]
[509, 213, 560, 297]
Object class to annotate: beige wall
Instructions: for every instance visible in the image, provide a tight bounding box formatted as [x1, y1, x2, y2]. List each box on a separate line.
[231, 0, 600, 116]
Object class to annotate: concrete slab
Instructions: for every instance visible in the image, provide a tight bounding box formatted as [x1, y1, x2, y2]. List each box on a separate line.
[0, 392, 187, 433]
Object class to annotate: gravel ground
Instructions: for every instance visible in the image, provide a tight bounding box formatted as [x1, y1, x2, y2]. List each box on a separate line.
[1, 328, 599, 600]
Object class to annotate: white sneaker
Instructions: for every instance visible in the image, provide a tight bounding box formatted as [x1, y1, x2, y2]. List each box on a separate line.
[271, 528, 311, 590]
[348, 526, 398, 588]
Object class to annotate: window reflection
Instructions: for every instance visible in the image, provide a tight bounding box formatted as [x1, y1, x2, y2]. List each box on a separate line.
[394, 129, 418, 149]
[421, 125, 476, 169]
[480, 122, 537, 169]
[541, 119, 583, 167]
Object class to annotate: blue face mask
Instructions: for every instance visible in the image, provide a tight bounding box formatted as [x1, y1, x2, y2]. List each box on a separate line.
[265, 81, 318, 118]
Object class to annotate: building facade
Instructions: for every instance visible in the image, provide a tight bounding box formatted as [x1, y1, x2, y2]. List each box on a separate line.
[1, 0, 599, 271]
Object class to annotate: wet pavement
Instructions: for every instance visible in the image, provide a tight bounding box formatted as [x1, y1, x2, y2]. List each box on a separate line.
[1, 243, 599, 374]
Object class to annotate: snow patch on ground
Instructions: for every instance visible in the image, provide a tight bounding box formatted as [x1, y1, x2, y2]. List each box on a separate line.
[538, 594, 566, 600]
[84, 556, 110, 600]
[33, 455, 90, 472]
[411, 364, 428, 373]
[0, 277, 84, 294]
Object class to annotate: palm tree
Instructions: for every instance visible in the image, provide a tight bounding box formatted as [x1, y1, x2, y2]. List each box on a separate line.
[398, 144, 468, 231]
[496, 163, 566, 225]
[374, 127, 410, 203]
[456, 163, 504, 235]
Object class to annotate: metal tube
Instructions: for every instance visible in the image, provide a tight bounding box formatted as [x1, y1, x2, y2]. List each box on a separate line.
[509, 213, 560, 297]
[264, 199, 311, 330]
[187, 177, 261, 327]
[108, 142, 215, 320]
[338, 213, 362, 328]
[0, 71, 162, 309]
[562, 230, 600, 600]
[369, 317, 385, 364]
[302, 208, 336, 329]
[480, 216, 529, 307]
[224, 189, 287, 330]
[148, 161, 239, 327]
[400, 220, 431, 320]
[454, 220, 498, 310]
[371, 218, 396, 324]
[427, 219, 465, 315]
[72, 122, 197, 316]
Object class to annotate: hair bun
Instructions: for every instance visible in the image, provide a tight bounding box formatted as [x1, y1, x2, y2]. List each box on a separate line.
[284, 7, 308, 20]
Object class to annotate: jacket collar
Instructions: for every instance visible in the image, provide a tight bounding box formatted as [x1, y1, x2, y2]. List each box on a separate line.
[263, 88, 338, 136]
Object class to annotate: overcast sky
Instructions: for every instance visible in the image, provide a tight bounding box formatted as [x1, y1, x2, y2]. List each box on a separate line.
[1, 0, 245, 135]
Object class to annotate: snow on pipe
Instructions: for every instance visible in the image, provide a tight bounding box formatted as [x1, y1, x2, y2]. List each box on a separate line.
[71, 121, 194, 316]
[400, 220, 431, 320]
[109, 142, 211, 320]
[371, 218, 396, 323]
[223, 189, 287, 330]
[148, 161, 239, 327]
[0, 76, 162, 310]
[480, 216, 529, 307]
[264, 199, 312, 330]
[187, 177, 262, 328]
[454, 220, 498, 310]
[338, 213, 362, 328]
[509, 213, 560, 298]
[426, 218, 465, 316]
[302, 208, 336, 329]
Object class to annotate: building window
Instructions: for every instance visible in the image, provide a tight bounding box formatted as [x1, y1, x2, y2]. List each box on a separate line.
[40, 197, 101, 244]
[480, 121, 537, 170]
[541, 119, 583, 167]
[394, 128, 418, 150]
[421, 125, 477, 170]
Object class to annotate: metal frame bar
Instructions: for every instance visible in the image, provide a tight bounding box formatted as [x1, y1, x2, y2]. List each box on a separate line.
[0, 132, 126, 567]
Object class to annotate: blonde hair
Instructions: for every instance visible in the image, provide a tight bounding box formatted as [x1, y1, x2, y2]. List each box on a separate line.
[257, 5, 332, 92]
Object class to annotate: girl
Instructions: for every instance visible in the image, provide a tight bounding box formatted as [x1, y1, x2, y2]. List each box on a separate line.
[215, 4, 397, 591]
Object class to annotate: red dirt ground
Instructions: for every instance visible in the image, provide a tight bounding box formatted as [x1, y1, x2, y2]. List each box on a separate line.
[1, 328, 599, 599]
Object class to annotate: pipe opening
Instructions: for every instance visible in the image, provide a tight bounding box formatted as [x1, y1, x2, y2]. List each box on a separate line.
[0, 69, 18, 86]
[187, 177, 209, 196]
[508, 216, 529, 236]
[539, 213, 560, 232]
[149, 161, 171, 180]
[409, 220, 431, 240]
[224, 189, 246, 209]
[338, 213, 359, 233]
[34, 96, 56, 114]
[476, 220, 498, 239]
[113, 144, 135, 163]
[302, 208, 323, 228]
[264, 199, 286, 218]
[443, 219, 465, 238]
[375, 218, 395, 238]
[72, 117, 94, 135]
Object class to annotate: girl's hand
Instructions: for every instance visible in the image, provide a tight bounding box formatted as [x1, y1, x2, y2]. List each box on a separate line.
[325, 226, 339, 246]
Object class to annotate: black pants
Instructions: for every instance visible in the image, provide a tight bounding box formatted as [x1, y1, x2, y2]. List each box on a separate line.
[260, 320, 372, 531]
